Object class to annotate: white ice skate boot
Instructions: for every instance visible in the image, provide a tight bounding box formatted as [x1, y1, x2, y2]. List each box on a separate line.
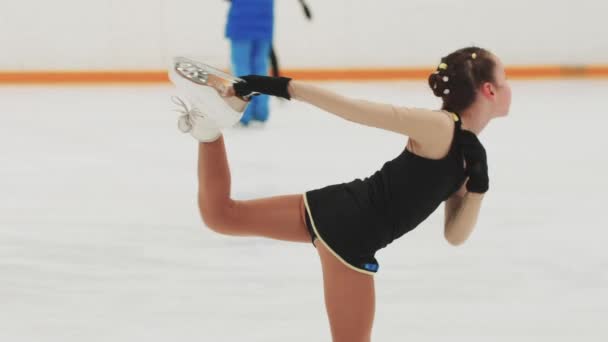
[171, 96, 221, 142]
[169, 57, 256, 128]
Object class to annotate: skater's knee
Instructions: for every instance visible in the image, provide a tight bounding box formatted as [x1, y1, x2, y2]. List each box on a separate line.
[198, 199, 237, 235]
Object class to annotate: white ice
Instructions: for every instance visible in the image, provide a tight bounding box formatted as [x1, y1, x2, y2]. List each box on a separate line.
[1, 80, 607, 341]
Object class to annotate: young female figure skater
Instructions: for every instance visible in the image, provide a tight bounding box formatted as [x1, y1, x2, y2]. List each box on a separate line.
[170, 47, 511, 342]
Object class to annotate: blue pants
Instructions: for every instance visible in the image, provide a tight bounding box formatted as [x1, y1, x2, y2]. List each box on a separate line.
[230, 39, 271, 124]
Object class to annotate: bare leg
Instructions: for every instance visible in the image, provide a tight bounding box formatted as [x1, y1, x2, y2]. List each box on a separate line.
[317, 241, 376, 342]
[197, 135, 310, 243]
[198, 136, 375, 340]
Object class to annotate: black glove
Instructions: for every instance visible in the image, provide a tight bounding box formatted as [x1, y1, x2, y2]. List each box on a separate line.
[234, 75, 292, 100]
[458, 130, 489, 194]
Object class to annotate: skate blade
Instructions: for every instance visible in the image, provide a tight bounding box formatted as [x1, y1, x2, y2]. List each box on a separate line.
[172, 57, 252, 113]
[174, 57, 240, 85]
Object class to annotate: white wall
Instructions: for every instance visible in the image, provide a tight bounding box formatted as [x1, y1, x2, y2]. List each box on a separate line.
[1, 0, 606, 70]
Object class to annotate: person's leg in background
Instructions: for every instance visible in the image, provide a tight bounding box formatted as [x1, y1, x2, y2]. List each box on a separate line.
[230, 39, 256, 125]
[250, 39, 272, 122]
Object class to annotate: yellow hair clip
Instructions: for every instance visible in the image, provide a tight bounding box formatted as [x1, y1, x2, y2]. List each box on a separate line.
[438, 63, 448, 70]
[471, 53, 477, 60]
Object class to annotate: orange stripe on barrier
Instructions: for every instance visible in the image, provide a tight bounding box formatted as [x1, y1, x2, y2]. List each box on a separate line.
[0, 65, 607, 84]
[0, 71, 168, 84]
[506, 65, 608, 79]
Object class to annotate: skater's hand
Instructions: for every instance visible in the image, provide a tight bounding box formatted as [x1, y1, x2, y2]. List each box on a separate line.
[220, 84, 236, 98]
[458, 130, 489, 194]
[205, 74, 237, 98]
[233, 75, 292, 100]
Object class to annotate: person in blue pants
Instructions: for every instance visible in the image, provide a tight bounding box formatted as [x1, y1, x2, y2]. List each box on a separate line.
[226, 0, 274, 125]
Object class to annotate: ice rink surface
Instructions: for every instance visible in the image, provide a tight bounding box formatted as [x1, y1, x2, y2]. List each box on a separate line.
[1, 80, 607, 341]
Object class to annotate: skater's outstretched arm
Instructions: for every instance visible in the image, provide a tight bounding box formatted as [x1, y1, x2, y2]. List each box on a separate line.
[288, 81, 453, 143]
[232, 76, 453, 145]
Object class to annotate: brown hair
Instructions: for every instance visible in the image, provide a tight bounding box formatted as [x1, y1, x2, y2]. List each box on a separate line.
[428, 47, 496, 114]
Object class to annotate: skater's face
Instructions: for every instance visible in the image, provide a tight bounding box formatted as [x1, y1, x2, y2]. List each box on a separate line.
[489, 56, 511, 118]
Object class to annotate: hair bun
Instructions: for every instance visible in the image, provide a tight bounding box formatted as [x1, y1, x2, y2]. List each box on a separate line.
[427, 47, 495, 113]
[428, 72, 447, 98]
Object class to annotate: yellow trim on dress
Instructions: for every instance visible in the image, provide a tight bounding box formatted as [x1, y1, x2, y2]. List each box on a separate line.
[302, 194, 376, 276]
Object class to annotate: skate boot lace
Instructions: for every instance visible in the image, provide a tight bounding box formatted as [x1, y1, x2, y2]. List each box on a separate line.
[171, 96, 207, 133]
[171, 96, 209, 132]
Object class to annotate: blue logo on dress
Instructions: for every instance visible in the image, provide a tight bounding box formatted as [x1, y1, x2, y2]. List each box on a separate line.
[363, 263, 379, 272]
